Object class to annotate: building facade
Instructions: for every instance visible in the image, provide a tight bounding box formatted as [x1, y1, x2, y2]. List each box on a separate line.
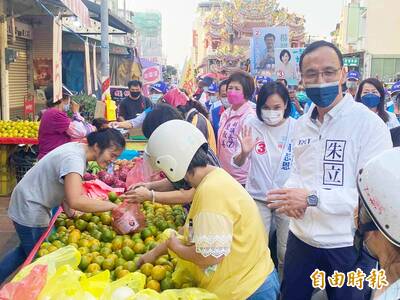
[333, 0, 400, 82]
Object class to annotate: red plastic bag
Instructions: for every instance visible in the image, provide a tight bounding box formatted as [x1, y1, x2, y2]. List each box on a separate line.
[82, 179, 124, 199]
[126, 157, 165, 188]
[0, 265, 47, 300]
[125, 158, 147, 188]
[111, 202, 146, 234]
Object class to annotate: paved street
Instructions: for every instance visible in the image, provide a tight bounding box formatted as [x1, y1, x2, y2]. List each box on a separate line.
[0, 197, 18, 259]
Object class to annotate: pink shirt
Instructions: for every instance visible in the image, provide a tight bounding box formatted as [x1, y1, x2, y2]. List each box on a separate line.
[38, 108, 71, 160]
[217, 102, 255, 184]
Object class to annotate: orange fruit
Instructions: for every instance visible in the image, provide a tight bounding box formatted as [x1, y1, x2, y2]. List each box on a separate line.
[87, 263, 101, 273]
[102, 258, 115, 271]
[133, 242, 146, 254]
[100, 213, 112, 225]
[140, 263, 153, 276]
[116, 269, 130, 279]
[121, 246, 135, 261]
[38, 249, 49, 257]
[147, 280, 161, 292]
[124, 261, 137, 272]
[122, 239, 135, 249]
[151, 265, 166, 281]
[112, 237, 123, 251]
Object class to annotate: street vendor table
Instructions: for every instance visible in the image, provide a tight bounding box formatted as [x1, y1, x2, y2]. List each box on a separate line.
[0, 138, 38, 196]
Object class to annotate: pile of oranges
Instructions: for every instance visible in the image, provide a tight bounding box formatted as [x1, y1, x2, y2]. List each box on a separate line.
[37, 201, 189, 292]
[0, 120, 39, 139]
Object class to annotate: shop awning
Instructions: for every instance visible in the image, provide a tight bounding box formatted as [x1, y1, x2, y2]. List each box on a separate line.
[81, 0, 135, 33]
[43, 0, 91, 27]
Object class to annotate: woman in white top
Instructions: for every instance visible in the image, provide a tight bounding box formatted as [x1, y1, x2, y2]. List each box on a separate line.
[356, 148, 400, 300]
[233, 81, 296, 276]
[355, 78, 400, 129]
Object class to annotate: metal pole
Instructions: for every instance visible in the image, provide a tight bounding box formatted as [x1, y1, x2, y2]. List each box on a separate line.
[100, 0, 109, 100]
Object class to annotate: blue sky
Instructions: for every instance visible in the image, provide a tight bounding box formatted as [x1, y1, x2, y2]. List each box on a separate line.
[128, 0, 344, 68]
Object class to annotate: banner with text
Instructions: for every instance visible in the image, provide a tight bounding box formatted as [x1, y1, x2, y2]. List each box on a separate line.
[52, 17, 63, 102]
[179, 58, 195, 96]
[142, 65, 162, 97]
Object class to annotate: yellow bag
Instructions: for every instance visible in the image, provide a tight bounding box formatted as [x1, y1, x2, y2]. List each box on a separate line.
[12, 245, 81, 282]
[80, 270, 110, 298]
[128, 288, 162, 300]
[37, 265, 84, 300]
[101, 272, 146, 300]
[161, 288, 219, 300]
[105, 94, 117, 121]
[38, 265, 110, 300]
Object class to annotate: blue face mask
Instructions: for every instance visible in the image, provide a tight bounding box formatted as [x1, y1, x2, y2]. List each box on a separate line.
[150, 94, 161, 104]
[361, 93, 381, 108]
[305, 81, 340, 108]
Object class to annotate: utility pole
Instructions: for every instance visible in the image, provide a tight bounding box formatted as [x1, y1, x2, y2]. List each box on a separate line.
[100, 0, 110, 100]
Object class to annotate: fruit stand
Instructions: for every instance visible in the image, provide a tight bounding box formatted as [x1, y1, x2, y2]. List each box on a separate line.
[0, 121, 39, 195]
[0, 158, 219, 299]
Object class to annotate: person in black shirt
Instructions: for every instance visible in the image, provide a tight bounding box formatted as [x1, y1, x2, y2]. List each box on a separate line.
[118, 80, 152, 121]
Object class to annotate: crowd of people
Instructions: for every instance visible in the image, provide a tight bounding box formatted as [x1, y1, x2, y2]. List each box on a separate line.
[1, 40, 400, 300]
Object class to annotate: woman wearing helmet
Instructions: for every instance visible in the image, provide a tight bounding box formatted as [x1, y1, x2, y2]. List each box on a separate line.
[138, 120, 279, 300]
[357, 148, 400, 299]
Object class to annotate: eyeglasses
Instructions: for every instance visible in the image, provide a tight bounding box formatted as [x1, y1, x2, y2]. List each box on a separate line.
[301, 68, 341, 83]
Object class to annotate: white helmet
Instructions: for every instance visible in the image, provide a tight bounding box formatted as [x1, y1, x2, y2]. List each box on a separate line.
[145, 120, 207, 182]
[357, 147, 400, 247]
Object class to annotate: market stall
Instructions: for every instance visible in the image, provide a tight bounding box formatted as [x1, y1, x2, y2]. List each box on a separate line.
[0, 121, 39, 195]
[0, 157, 218, 300]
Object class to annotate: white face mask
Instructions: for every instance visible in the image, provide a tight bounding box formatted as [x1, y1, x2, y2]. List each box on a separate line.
[209, 95, 218, 103]
[261, 109, 284, 126]
[220, 97, 231, 108]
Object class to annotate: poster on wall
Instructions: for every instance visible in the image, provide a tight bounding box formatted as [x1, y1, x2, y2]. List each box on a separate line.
[53, 17, 63, 102]
[142, 65, 162, 97]
[33, 59, 52, 88]
[273, 48, 305, 85]
[110, 86, 130, 105]
[250, 26, 289, 76]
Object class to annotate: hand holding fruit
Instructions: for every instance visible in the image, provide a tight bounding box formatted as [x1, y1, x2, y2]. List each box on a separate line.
[127, 182, 149, 191]
[166, 232, 181, 250]
[120, 186, 152, 203]
[136, 248, 159, 268]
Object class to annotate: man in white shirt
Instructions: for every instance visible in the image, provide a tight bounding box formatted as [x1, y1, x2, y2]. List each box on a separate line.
[267, 41, 392, 299]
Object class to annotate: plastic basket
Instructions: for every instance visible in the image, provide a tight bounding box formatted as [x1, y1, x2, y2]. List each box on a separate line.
[15, 162, 35, 182]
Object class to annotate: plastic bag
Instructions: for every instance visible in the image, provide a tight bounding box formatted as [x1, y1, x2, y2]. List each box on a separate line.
[101, 272, 146, 299]
[82, 179, 125, 199]
[13, 245, 81, 282]
[160, 288, 219, 300]
[0, 265, 47, 300]
[127, 289, 161, 300]
[38, 265, 109, 300]
[80, 270, 111, 298]
[125, 158, 146, 188]
[112, 202, 146, 234]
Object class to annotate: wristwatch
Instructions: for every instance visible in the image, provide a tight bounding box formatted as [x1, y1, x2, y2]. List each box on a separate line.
[307, 191, 319, 207]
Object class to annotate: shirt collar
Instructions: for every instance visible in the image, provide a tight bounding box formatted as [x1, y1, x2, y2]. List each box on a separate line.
[310, 93, 353, 123]
[227, 101, 252, 118]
